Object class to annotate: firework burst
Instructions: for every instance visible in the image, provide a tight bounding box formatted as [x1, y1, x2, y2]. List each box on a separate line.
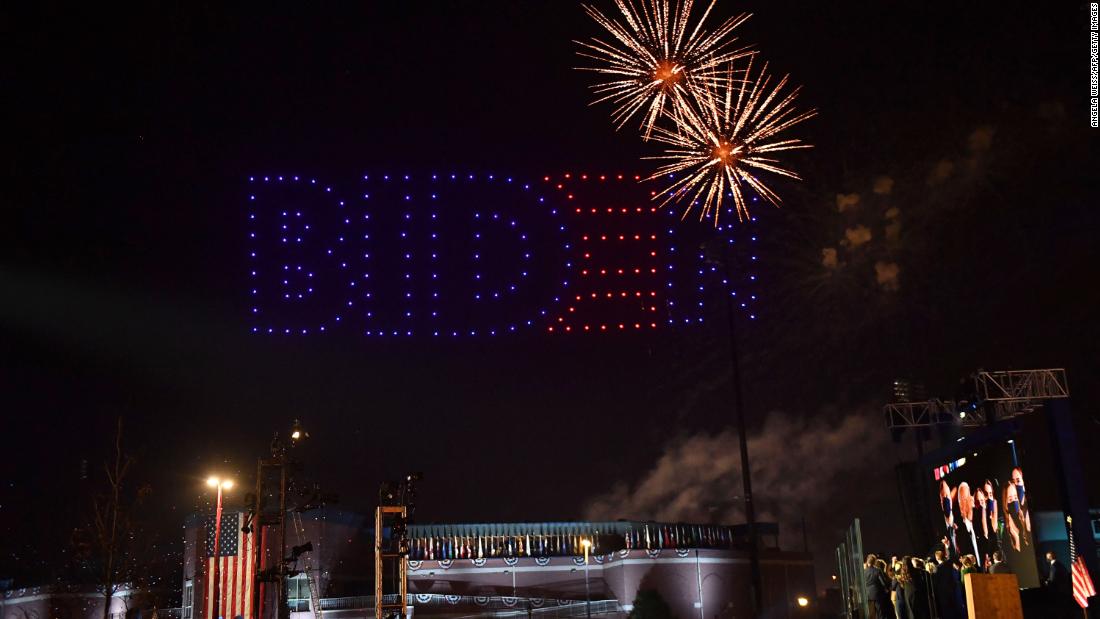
[646, 56, 817, 225]
[576, 0, 753, 140]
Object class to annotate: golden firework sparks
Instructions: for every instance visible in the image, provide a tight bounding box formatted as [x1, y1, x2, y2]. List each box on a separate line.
[646, 55, 816, 225]
[576, 0, 753, 140]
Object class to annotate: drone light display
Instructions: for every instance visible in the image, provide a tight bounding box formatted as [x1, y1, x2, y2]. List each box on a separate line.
[245, 172, 759, 336]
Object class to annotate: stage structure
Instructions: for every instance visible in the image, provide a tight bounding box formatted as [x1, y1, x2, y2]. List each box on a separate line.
[883, 368, 1069, 429]
[882, 367, 1096, 603]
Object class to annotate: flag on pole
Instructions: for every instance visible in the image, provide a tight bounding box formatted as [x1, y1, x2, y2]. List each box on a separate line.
[204, 511, 254, 619]
[1072, 555, 1096, 609]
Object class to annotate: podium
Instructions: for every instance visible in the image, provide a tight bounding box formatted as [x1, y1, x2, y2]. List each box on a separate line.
[963, 573, 1023, 618]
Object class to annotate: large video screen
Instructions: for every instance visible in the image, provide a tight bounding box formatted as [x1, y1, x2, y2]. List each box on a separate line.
[931, 443, 1039, 588]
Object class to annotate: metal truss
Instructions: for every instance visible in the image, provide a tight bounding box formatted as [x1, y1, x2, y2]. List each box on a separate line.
[975, 368, 1069, 401]
[884, 399, 955, 428]
[883, 368, 1069, 429]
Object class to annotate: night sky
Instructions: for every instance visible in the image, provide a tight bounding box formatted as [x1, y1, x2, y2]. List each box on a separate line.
[3, 1, 1098, 589]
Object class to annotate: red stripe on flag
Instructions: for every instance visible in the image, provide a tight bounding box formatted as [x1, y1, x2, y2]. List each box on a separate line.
[228, 556, 237, 619]
[1073, 555, 1096, 609]
[243, 526, 254, 619]
[227, 556, 236, 618]
[245, 517, 252, 618]
[221, 559, 227, 619]
[225, 556, 233, 618]
[206, 557, 215, 619]
[236, 552, 244, 618]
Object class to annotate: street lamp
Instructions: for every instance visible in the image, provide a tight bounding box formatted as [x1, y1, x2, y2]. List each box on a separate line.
[206, 476, 234, 619]
[796, 596, 809, 608]
[581, 538, 592, 618]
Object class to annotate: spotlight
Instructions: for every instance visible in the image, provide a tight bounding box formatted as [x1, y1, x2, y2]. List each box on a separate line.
[290, 419, 308, 442]
[796, 596, 809, 607]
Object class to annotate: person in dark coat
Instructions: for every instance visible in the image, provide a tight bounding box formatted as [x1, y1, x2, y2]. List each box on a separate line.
[933, 552, 962, 619]
[874, 560, 896, 618]
[864, 554, 893, 618]
[900, 557, 933, 619]
[1044, 551, 1073, 617]
[1044, 551, 1070, 589]
[989, 550, 1013, 574]
[889, 560, 908, 619]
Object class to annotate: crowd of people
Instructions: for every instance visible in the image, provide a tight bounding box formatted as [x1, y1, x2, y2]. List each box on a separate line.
[861, 550, 1001, 619]
[861, 549, 1073, 619]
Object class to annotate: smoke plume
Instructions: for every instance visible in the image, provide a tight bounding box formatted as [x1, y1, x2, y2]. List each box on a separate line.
[585, 409, 902, 583]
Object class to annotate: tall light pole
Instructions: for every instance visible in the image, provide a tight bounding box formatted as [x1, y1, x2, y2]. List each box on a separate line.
[581, 538, 592, 618]
[206, 476, 234, 619]
[720, 240, 762, 615]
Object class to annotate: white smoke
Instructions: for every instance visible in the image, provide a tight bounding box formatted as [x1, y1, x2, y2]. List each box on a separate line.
[585, 409, 902, 581]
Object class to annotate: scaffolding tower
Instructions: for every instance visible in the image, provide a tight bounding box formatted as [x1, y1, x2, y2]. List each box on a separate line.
[374, 505, 408, 619]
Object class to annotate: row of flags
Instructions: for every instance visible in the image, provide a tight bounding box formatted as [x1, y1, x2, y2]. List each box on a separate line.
[622, 523, 734, 550]
[409, 533, 591, 561]
[407, 524, 737, 560]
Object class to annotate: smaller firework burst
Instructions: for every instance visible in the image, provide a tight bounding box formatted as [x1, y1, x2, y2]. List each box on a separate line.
[576, 0, 753, 140]
[646, 56, 816, 225]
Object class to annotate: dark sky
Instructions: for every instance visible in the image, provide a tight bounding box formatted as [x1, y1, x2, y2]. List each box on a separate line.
[3, 0, 1098, 588]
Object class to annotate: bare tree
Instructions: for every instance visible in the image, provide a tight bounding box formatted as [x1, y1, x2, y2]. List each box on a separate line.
[84, 417, 155, 619]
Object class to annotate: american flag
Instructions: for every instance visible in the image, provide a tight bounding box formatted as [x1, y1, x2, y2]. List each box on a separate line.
[204, 511, 255, 619]
[1072, 555, 1096, 609]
